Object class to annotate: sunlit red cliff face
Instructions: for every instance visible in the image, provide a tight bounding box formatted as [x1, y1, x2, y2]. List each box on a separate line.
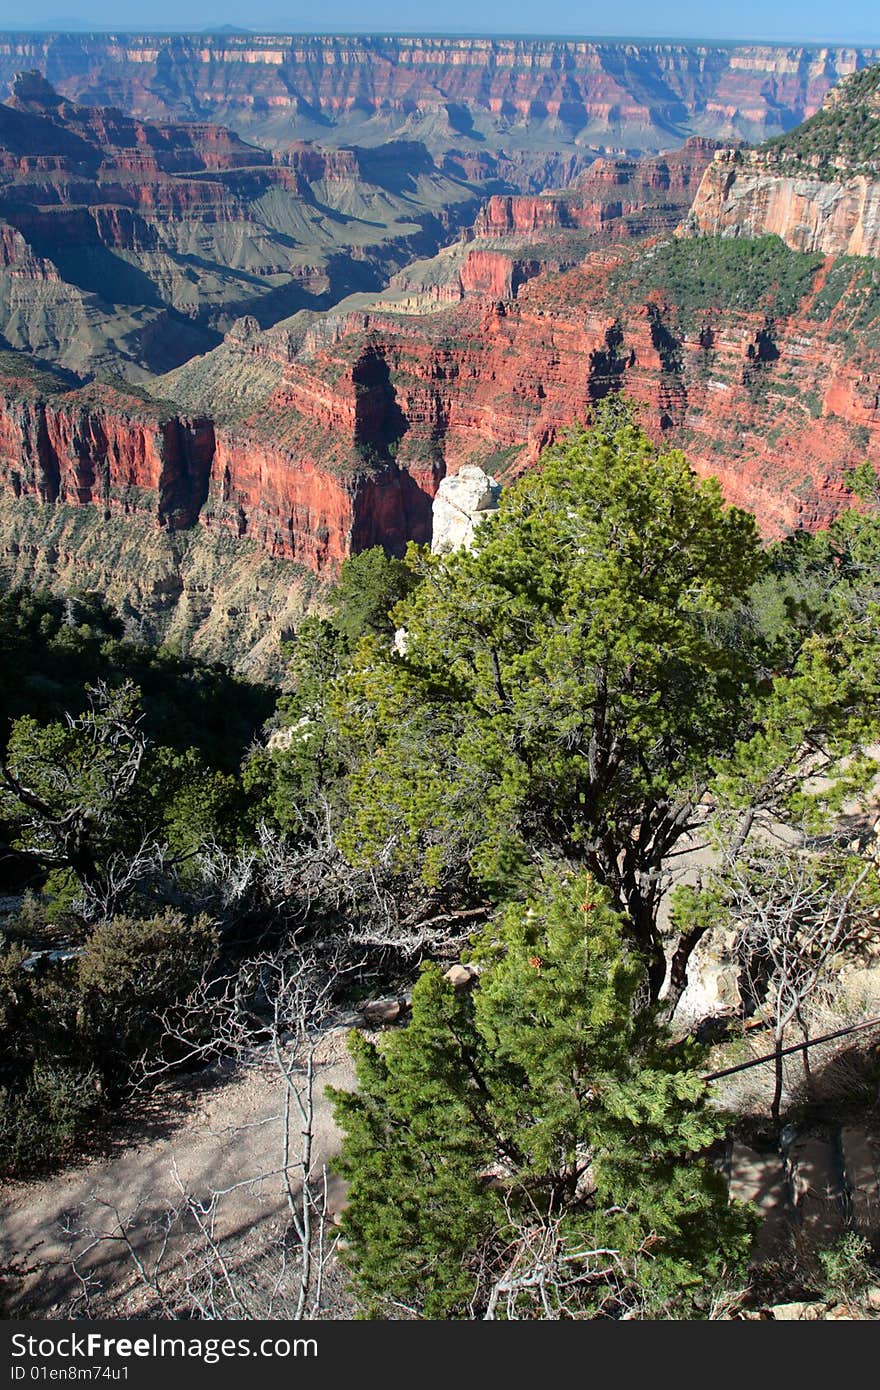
[0, 380, 215, 526]
[0, 365, 436, 572]
[4, 221, 876, 569]
[220, 252, 874, 542]
[475, 140, 722, 240]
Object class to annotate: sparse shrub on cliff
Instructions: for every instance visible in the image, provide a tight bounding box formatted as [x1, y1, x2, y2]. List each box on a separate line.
[244, 615, 349, 822]
[76, 910, 219, 1091]
[608, 236, 823, 328]
[751, 457, 880, 661]
[0, 908, 218, 1171]
[817, 1233, 877, 1306]
[0, 585, 274, 772]
[809, 256, 880, 338]
[246, 548, 422, 828]
[1, 682, 242, 918]
[762, 65, 880, 178]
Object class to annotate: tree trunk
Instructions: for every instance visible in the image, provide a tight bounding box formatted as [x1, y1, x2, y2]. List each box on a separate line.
[658, 925, 708, 1024]
[796, 1008, 813, 1097]
[771, 1030, 784, 1126]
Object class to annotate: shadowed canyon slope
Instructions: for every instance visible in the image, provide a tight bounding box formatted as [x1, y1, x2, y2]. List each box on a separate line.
[0, 72, 502, 382]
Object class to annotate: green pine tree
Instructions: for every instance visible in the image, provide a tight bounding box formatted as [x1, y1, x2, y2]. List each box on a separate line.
[330, 869, 756, 1319]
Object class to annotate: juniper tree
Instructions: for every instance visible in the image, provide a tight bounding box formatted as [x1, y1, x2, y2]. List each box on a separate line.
[334, 406, 765, 994]
[331, 413, 880, 1001]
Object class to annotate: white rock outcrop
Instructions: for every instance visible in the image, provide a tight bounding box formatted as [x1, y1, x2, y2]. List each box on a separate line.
[667, 925, 741, 1025]
[431, 465, 501, 555]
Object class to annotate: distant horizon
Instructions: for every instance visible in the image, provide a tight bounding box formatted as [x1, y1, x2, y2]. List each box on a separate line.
[1, 26, 879, 46]
[0, 0, 879, 49]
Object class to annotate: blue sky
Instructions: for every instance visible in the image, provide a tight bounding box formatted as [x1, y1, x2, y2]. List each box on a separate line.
[0, 2, 877, 44]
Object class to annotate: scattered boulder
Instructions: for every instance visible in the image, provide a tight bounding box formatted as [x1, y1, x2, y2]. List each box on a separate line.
[770, 1302, 824, 1320]
[359, 997, 407, 1026]
[669, 924, 741, 1024]
[266, 715, 312, 751]
[443, 963, 479, 991]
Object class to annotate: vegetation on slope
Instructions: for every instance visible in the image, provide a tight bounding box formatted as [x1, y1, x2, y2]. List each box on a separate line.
[608, 235, 823, 324]
[0, 587, 274, 771]
[331, 870, 756, 1319]
[809, 255, 880, 337]
[762, 64, 880, 178]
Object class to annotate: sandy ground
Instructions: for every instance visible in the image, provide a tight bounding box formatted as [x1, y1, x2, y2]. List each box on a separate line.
[0, 1027, 357, 1317]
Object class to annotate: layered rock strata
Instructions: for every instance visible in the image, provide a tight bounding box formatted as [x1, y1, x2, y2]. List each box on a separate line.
[0, 358, 435, 572]
[4, 203, 879, 581]
[682, 64, 880, 256]
[0, 35, 876, 154]
[683, 148, 880, 257]
[0, 73, 496, 381]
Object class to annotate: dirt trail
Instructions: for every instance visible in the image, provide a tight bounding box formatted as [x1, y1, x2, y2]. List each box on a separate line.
[0, 1028, 357, 1317]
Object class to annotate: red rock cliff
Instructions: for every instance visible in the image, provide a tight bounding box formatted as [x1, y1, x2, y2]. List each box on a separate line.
[219, 240, 876, 541]
[475, 140, 720, 240]
[0, 357, 435, 572]
[0, 379, 214, 526]
[1, 236, 876, 571]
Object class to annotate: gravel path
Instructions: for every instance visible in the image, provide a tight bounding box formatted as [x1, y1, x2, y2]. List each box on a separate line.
[0, 1028, 357, 1317]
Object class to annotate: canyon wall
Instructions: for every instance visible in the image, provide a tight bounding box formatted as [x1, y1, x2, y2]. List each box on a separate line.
[202, 235, 880, 539]
[0, 363, 435, 574]
[2, 229, 878, 615]
[681, 63, 880, 256]
[1, 49, 878, 610]
[0, 379, 214, 524]
[682, 149, 880, 256]
[0, 35, 877, 153]
[0, 489, 320, 675]
[475, 139, 721, 241]
[0, 73, 495, 382]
